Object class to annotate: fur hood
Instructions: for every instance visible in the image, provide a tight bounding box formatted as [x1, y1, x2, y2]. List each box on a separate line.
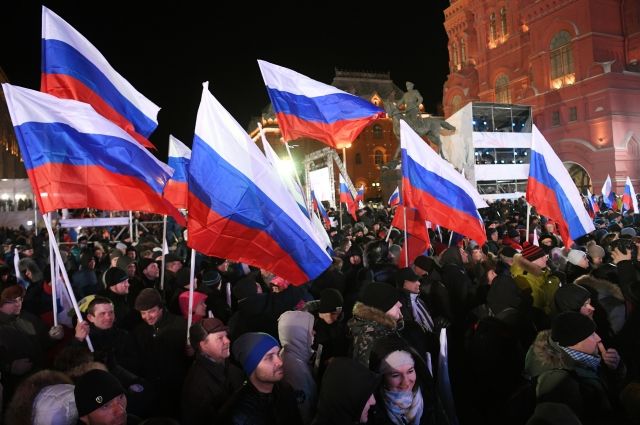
[351, 301, 398, 330]
[529, 330, 569, 373]
[574, 275, 624, 302]
[512, 253, 545, 277]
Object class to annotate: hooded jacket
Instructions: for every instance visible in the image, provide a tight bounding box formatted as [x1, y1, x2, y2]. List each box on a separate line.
[511, 254, 560, 316]
[278, 310, 318, 425]
[348, 302, 400, 367]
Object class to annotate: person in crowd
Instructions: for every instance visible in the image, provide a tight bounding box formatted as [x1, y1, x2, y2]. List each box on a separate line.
[222, 332, 302, 425]
[98, 267, 137, 330]
[199, 269, 232, 323]
[512, 243, 560, 318]
[74, 369, 138, 424]
[129, 258, 160, 302]
[565, 249, 591, 284]
[181, 318, 244, 425]
[524, 311, 626, 424]
[348, 282, 403, 367]
[162, 253, 183, 300]
[72, 252, 98, 299]
[312, 357, 380, 425]
[178, 290, 208, 324]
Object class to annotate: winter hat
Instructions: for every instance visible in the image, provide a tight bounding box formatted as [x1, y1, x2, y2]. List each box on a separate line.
[189, 318, 228, 350]
[233, 275, 258, 301]
[554, 284, 590, 313]
[178, 291, 208, 320]
[567, 249, 588, 266]
[18, 258, 43, 282]
[621, 227, 637, 238]
[587, 243, 605, 259]
[138, 258, 157, 273]
[0, 284, 25, 305]
[521, 243, 546, 262]
[164, 253, 182, 264]
[32, 384, 78, 425]
[379, 350, 414, 374]
[134, 288, 163, 311]
[395, 267, 419, 287]
[389, 244, 402, 259]
[115, 242, 127, 253]
[232, 332, 279, 376]
[487, 275, 522, 314]
[202, 270, 222, 287]
[500, 246, 518, 259]
[103, 267, 128, 287]
[318, 288, 344, 314]
[413, 255, 437, 273]
[551, 311, 596, 347]
[359, 282, 400, 313]
[74, 369, 124, 417]
[116, 255, 133, 271]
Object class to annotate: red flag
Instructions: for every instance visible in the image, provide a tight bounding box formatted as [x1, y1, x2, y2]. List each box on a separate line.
[392, 206, 431, 267]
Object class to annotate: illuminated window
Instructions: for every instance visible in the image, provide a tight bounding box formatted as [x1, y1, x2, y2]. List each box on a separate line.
[373, 147, 386, 166]
[460, 38, 467, 64]
[550, 31, 574, 81]
[373, 124, 383, 139]
[500, 7, 508, 36]
[495, 74, 511, 104]
[490, 13, 497, 41]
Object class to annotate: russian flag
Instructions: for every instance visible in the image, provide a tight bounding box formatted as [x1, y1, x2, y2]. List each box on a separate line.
[2, 84, 183, 224]
[339, 174, 357, 220]
[586, 188, 600, 217]
[187, 82, 331, 285]
[388, 186, 401, 207]
[401, 121, 488, 245]
[41, 6, 159, 150]
[258, 60, 383, 149]
[623, 177, 639, 213]
[601, 175, 617, 211]
[311, 190, 331, 229]
[526, 125, 595, 244]
[391, 205, 431, 267]
[163, 135, 191, 210]
[356, 184, 365, 209]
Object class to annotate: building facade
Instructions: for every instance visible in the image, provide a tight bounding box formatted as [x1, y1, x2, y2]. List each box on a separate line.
[443, 0, 640, 193]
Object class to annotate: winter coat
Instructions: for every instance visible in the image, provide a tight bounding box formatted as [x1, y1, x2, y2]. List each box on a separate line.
[181, 353, 244, 425]
[439, 247, 476, 324]
[348, 302, 400, 367]
[221, 380, 303, 425]
[511, 254, 560, 316]
[524, 330, 626, 425]
[279, 311, 317, 424]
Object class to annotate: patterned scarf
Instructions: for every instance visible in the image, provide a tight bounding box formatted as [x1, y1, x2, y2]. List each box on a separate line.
[561, 346, 601, 371]
[383, 387, 424, 425]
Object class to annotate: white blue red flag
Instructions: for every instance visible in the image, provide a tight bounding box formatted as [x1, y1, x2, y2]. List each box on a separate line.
[601, 175, 617, 211]
[388, 186, 401, 207]
[356, 184, 365, 209]
[2, 84, 183, 224]
[400, 121, 488, 245]
[526, 125, 594, 243]
[186, 83, 331, 285]
[41, 6, 159, 150]
[623, 177, 639, 213]
[163, 135, 191, 210]
[585, 188, 600, 218]
[258, 60, 383, 149]
[311, 190, 331, 229]
[339, 174, 357, 220]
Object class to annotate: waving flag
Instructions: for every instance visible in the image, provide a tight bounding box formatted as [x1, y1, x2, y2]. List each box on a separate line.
[401, 121, 487, 245]
[601, 175, 617, 211]
[41, 6, 159, 150]
[163, 135, 190, 210]
[339, 174, 357, 220]
[391, 206, 431, 267]
[187, 83, 331, 285]
[586, 188, 600, 218]
[355, 184, 365, 208]
[623, 177, 639, 213]
[258, 60, 383, 149]
[2, 84, 183, 224]
[312, 190, 331, 229]
[526, 125, 594, 243]
[388, 186, 401, 207]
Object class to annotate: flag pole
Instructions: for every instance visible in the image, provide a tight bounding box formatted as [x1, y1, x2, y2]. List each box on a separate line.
[48, 212, 58, 327]
[403, 206, 409, 267]
[128, 211, 133, 243]
[160, 215, 168, 292]
[448, 230, 454, 247]
[186, 247, 197, 342]
[525, 202, 531, 243]
[43, 214, 93, 352]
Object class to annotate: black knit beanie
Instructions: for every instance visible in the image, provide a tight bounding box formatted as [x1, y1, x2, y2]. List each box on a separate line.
[360, 282, 400, 313]
[551, 311, 596, 347]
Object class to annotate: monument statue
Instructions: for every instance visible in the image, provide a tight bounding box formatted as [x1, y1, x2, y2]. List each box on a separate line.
[384, 82, 456, 160]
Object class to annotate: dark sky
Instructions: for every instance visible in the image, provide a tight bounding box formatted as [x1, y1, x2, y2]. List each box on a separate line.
[3, 1, 451, 158]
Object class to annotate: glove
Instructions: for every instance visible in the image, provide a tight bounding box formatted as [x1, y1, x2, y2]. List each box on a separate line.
[48, 324, 64, 340]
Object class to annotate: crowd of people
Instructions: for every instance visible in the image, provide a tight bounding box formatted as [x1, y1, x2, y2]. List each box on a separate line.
[0, 196, 639, 424]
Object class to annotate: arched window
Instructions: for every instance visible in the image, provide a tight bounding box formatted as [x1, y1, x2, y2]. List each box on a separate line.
[452, 43, 459, 68]
[372, 124, 383, 139]
[451, 95, 462, 113]
[550, 31, 574, 80]
[373, 147, 385, 166]
[500, 7, 508, 36]
[495, 74, 511, 103]
[489, 13, 497, 41]
[460, 38, 467, 64]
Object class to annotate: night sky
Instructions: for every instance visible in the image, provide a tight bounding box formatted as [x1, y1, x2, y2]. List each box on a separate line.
[3, 1, 451, 158]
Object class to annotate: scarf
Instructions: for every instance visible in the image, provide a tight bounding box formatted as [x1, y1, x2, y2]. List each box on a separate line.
[383, 387, 424, 425]
[561, 346, 601, 371]
[410, 293, 434, 332]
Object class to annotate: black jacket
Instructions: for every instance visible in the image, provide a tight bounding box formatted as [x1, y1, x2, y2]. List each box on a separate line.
[221, 380, 303, 425]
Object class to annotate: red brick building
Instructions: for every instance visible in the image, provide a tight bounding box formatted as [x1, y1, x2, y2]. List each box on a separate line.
[442, 0, 640, 192]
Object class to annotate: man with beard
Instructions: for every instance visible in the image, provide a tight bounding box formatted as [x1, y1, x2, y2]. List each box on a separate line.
[222, 332, 302, 425]
[182, 318, 244, 425]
